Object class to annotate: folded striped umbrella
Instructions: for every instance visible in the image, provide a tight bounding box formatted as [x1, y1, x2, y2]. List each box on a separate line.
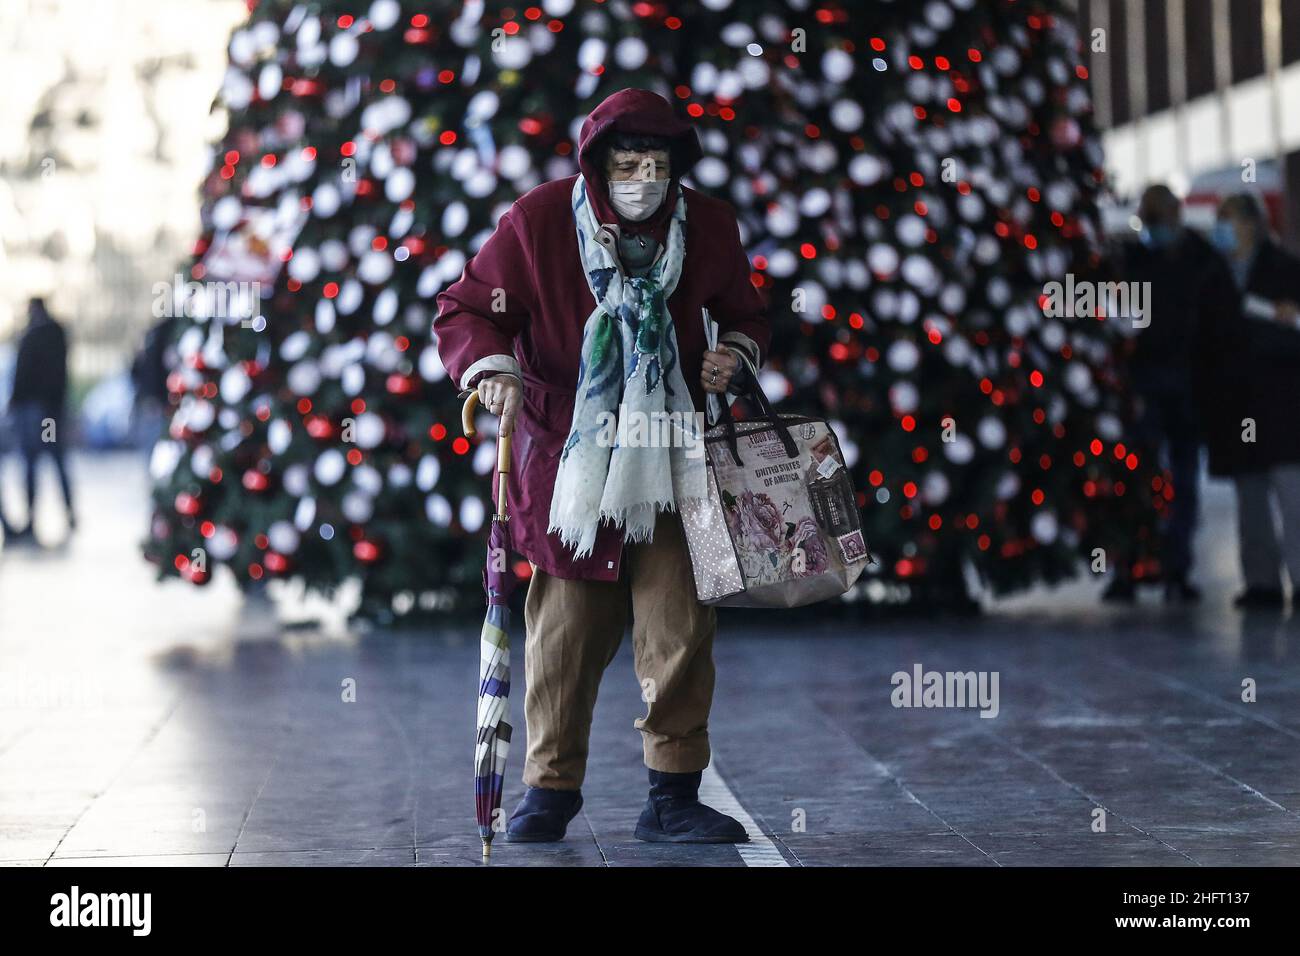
[464, 391, 515, 859]
[475, 518, 514, 856]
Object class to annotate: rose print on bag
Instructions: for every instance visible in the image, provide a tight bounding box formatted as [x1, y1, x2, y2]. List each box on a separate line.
[722, 489, 789, 585]
[790, 516, 829, 576]
[727, 490, 783, 550]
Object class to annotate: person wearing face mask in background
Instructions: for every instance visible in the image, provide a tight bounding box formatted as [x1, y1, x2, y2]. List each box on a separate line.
[435, 89, 770, 845]
[1210, 194, 1300, 610]
[1103, 185, 1241, 604]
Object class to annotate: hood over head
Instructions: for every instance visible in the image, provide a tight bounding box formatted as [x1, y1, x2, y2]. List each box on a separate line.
[577, 88, 702, 242]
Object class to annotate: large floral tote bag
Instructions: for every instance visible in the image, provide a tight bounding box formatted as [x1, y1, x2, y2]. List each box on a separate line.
[679, 381, 870, 608]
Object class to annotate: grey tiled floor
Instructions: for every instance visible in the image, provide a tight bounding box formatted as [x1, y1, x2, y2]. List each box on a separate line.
[2, 453, 1298, 866]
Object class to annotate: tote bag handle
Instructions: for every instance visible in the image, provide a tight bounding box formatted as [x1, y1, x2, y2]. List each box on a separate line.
[699, 310, 798, 465]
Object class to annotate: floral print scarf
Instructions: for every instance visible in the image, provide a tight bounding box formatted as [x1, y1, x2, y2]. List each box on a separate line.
[547, 176, 706, 558]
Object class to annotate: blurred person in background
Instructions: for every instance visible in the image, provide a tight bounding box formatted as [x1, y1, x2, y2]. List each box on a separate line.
[0, 417, 13, 546]
[1211, 194, 1300, 609]
[1104, 185, 1242, 604]
[130, 314, 176, 451]
[8, 297, 76, 541]
[0, 339, 13, 543]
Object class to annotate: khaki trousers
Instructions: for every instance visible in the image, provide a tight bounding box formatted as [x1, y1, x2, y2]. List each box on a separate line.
[522, 509, 716, 790]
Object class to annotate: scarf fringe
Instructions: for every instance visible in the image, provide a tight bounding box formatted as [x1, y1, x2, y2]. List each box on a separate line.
[547, 493, 707, 559]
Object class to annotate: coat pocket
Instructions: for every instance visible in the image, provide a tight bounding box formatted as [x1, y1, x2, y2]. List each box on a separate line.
[520, 381, 573, 458]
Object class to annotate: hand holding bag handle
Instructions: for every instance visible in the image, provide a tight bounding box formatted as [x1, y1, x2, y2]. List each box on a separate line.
[714, 382, 800, 465]
[700, 307, 797, 465]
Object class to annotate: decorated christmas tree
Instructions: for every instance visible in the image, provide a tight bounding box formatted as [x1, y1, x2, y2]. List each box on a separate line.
[144, 0, 1161, 618]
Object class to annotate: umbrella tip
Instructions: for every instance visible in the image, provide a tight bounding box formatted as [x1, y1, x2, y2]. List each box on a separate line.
[482, 839, 492, 860]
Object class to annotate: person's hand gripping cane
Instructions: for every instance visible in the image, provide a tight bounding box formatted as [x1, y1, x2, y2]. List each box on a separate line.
[477, 373, 522, 437]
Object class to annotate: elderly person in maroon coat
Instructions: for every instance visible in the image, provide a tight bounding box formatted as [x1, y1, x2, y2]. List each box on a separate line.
[435, 88, 770, 844]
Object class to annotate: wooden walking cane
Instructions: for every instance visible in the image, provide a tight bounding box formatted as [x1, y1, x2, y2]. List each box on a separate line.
[460, 390, 512, 519]
[462, 388, 514, 861]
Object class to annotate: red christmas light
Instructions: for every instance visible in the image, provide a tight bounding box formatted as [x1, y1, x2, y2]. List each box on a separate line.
[385, 373, 415, 395]
[305, 415, 334, 439]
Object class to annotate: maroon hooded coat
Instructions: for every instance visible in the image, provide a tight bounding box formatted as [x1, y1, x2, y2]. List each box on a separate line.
[434, 88, 771, 582]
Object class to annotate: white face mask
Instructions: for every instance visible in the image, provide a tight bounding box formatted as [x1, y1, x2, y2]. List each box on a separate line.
[608, 178, 669, 222]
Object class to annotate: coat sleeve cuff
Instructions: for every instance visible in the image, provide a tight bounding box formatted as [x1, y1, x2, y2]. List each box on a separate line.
[719, 330, 761, 370]
[459, 353, 522, 391]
